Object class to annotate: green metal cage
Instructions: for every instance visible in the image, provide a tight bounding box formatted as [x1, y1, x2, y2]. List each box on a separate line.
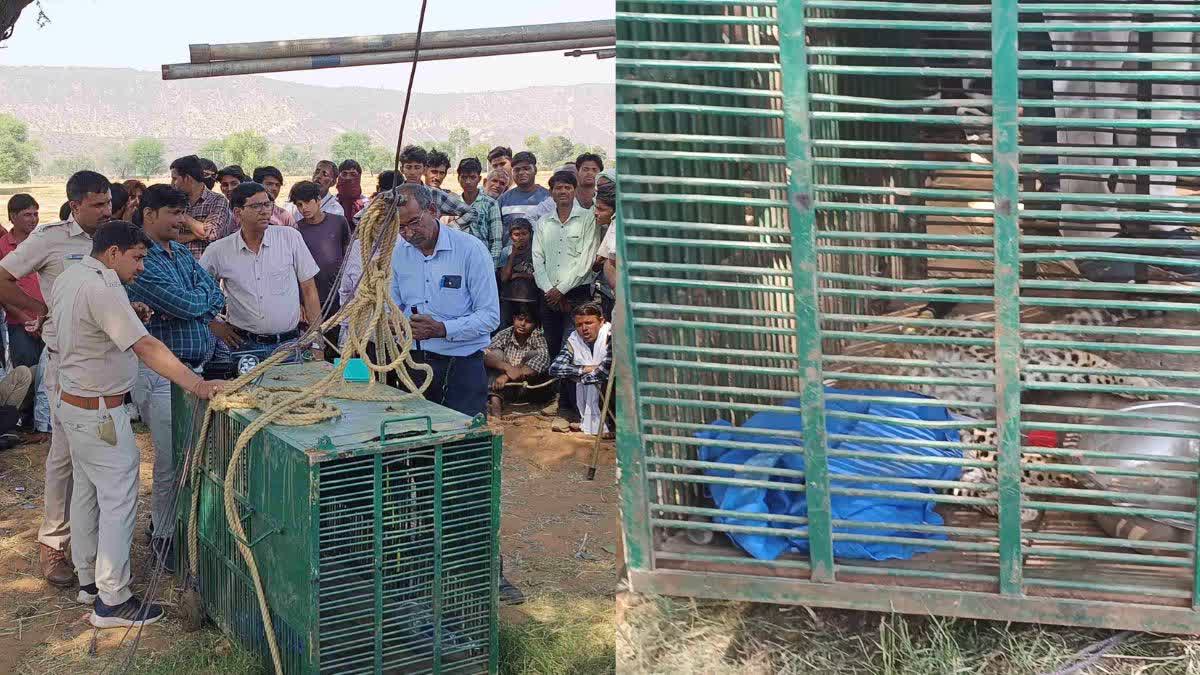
[173, 363, 501, 673]
[617, 0, 1200, 633]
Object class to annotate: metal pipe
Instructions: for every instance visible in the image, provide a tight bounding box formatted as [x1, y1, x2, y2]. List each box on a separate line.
[162, 37, 615, 80]
[189, 20, 615, 63]
[565, 47, 616, 60]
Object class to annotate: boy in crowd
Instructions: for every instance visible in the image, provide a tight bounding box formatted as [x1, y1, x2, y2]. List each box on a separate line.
[457, 157, 503, 267]
[1, 194, 44, 432]
[287, 161, 344, 222]
[425, 150, 451, 190]
[484, 302, 551, 418]
[497, 151, 550, 247]
[399, 145, 428, 185]
[499, 218, 536, 328]
[549, 303, 613, 435]
[290, 181, 352, 357]
[488, 146, 513, 175]
[216, 166, 247, 200]
[252, 166, 295, 228]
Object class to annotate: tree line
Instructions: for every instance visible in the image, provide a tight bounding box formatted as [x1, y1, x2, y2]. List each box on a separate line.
[0, 114, 609, 182]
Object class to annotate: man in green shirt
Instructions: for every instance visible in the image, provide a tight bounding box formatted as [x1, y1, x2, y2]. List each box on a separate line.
[531, 169, 601, 425]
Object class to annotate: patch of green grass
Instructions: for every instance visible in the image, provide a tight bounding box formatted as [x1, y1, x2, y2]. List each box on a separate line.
[618, 595, 1200, 675]
[500, 593, 615, 675]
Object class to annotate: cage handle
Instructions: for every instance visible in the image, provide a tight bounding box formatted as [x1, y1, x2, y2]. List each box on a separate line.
[379, 415, 434, 442]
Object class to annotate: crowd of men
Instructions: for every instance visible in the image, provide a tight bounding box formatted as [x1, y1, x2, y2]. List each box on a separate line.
[0, 142, 617, 626]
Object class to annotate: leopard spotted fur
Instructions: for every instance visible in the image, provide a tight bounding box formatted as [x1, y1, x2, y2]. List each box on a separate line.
[897, 305, 1164, 522]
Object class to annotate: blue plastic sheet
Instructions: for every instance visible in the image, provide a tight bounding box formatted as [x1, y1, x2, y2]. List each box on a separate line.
[695, 388, 963, 561]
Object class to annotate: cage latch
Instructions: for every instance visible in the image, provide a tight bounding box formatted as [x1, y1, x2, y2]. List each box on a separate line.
[232, 509, 284, 548]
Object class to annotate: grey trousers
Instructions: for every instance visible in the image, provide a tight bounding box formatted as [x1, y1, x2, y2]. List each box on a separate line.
[131, 363, 176, 539]
[58, 398, 138, 606]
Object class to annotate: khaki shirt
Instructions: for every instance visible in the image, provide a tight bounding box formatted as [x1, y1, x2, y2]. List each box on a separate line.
[0, 216, 94, 348]
[51, 256, 149, 397]
[199, 225, 320, 336]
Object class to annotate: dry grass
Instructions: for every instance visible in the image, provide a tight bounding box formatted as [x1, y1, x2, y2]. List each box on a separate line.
[16, 625, 261, 675]
[500, 593, 615, 675]
[618, 596, 1200, 675]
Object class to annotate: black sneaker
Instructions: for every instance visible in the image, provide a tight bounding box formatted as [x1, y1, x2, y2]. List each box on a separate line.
[499, 576, 525, 606]
[76, 583, 98, 605]
[90, 596, 164, 629]
[151, 538, 176, 575]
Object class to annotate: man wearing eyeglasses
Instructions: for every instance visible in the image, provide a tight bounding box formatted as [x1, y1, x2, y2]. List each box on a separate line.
[200, 182, 323, 372]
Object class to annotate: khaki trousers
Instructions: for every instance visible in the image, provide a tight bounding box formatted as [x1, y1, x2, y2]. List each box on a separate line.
[37, 351, 73, 551]
[58, 397, 138, 606]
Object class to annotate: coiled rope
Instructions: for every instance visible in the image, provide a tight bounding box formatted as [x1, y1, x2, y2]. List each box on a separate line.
[184, 193, 433, 674]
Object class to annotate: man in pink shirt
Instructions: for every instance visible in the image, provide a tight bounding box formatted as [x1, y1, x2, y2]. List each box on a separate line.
[1, 194, 45, 431]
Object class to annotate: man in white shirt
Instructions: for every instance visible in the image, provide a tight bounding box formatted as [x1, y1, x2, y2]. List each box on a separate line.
[201, 183, 323, 373]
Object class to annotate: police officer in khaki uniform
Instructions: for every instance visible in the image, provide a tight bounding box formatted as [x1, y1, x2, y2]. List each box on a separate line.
[0, 170, 111, 587]
[51, 221, 223, 628]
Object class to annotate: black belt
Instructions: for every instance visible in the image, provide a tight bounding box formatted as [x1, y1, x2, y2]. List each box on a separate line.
[413, 350, 483, 362]
[232, 326, 300, 344]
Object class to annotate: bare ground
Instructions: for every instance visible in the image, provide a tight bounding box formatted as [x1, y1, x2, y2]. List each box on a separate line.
[0, 408, 616, 674]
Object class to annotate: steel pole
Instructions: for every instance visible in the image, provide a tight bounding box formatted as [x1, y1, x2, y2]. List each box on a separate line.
[163, 37, 615, 80]
[189, 19, 615, 63]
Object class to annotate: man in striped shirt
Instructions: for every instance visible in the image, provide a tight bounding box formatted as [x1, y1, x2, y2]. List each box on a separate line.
[170, 155, 233, 260]
[457, 157, 503, 267]
[497, 151, 550, 249]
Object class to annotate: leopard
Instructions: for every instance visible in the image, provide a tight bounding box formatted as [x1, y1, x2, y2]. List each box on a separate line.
[890, 302, 1166, 524]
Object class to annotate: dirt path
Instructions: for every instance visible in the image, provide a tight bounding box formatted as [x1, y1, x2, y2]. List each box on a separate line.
[0, 411, 615, 673]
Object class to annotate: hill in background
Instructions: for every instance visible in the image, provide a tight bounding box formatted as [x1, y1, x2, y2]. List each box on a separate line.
[0, 65, 614, 163]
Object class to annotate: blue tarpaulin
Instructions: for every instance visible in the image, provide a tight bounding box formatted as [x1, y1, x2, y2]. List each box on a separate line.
[695, 388, 963, 561]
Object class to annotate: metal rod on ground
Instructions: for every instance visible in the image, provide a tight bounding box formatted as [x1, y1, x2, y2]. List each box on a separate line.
[190, 19, 614, 63]
[587, 373, 616, 481]
[163, 37, 615, 80]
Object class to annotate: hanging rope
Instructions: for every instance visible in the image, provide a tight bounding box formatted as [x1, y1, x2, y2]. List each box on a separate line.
[185, 192, 433, 674]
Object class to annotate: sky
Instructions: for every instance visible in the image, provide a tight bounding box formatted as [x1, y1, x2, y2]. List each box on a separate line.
[2, 0, 615, 94]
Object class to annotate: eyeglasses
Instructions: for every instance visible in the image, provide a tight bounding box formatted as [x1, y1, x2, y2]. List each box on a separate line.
[243, 202, 272, 211]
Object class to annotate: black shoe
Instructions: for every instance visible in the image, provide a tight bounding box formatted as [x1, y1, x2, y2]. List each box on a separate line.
[499, 576, 525, 606]
[90, 595, 163, 629]
[151, 537, 176, 575]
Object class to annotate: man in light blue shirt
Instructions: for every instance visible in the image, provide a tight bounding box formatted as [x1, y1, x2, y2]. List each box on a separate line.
[387, 183, 524, 605]
[389, 183, 499, 417]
